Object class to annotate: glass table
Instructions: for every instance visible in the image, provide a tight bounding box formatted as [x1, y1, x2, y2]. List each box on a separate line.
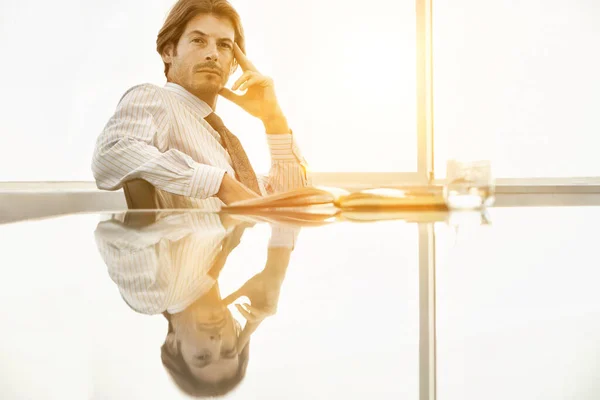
[0, 206, 598, 399]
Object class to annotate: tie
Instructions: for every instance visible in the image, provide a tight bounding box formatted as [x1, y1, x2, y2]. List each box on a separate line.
[204, 112, 261, 195]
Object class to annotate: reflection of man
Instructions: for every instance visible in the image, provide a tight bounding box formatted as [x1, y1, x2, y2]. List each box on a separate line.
[92, 0, 309, 208]
[94, 210, 296, 397]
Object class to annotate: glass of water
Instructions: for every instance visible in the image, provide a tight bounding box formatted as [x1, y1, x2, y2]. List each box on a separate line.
[443, 159, 495, 209]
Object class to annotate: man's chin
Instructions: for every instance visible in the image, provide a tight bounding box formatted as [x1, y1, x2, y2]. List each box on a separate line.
[191, 80, 222, 95]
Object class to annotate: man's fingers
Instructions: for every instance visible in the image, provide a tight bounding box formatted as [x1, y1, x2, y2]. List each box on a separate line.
[246, 305, 273, 319]
[219, 87, 244, 106]
[232, 71, 254, 91]
[236, 321, 262, 355]
[235, 303, 257, 322]
[237, 303, 270, 323]
[238, 76, 263, 91]
[223, 286, 246, 305]
[239, 76, 273, 92]
[232, 72, 272, 91]
[234, 42, 258, 72]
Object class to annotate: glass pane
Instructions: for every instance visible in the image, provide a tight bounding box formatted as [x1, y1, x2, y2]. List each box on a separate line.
[433, 2, 600, 178]
[0, 0, 416, 181]
[202, 0, 418, 173]
[436, 207, 600, 399]
[0, 213, 420, 398]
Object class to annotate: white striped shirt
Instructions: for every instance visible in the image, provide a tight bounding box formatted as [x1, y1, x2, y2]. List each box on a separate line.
[92, 82, 310, 209]
[95, 211, 298, 315]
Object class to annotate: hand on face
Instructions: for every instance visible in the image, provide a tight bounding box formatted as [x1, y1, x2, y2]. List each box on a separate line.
[219, 43, 284, 121]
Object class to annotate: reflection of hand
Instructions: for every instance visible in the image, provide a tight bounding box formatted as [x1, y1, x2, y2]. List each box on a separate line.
[222, 247, 292, 354]
[223, 271, 283, 323]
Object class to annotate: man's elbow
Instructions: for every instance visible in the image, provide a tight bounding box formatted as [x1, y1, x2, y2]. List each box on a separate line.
[91, 154, 118, 191]
[91, 136, 125, 190]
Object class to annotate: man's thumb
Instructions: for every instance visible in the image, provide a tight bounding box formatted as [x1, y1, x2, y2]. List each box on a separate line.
[223, 286, 246, 305]
[219, 87, 243, 106]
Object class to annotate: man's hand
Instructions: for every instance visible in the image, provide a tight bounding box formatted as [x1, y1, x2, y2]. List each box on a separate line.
[222, 271, 282, 355]
[219, 44, 290, 134]
[217, 172, 260, 205]
[223, 247, 290, 322]
[223, 270, 284, 323]
[222, 247, 292, 354]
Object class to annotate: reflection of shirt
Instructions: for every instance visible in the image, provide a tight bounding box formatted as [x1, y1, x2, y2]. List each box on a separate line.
[95, 213, 227, 314]
[94, 212, 299, 315]
[91, 82, 310, 209]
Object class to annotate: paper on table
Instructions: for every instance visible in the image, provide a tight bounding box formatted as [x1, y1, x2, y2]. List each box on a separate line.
[222, 186, 447, 211]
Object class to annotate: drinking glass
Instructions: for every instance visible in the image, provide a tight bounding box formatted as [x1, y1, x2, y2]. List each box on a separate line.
[443, 159, 495, 209]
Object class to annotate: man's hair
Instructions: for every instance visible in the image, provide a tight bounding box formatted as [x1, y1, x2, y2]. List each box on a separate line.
[161, 314, 250, 397]
[156, 0, 246, 78]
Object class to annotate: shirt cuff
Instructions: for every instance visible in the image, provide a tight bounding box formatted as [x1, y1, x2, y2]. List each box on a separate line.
[266, 133, 297, 161]
[268, 225, 300, 249]
[188, 164, 227, 199]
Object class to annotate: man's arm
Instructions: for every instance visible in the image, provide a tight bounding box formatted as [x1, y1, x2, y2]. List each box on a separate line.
[218, 44, 311, 195]
[92, 84, 228, 200]
[217, 172, 260, 204]
[262, 131, 310, 194]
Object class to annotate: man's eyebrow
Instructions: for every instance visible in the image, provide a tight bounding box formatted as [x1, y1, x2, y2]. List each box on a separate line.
[187, 30, 233, 42]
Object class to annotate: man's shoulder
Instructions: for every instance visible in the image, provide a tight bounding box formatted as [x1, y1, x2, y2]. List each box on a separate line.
[117, 83, 169, 105]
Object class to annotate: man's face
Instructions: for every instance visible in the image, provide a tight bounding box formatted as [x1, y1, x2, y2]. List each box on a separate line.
[176, 307, 241, 383]
[163, 13, 236, 96]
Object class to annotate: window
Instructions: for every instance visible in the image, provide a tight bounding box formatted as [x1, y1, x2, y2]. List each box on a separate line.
[433, 1, 600, 180]
[224, 0, 418, 174]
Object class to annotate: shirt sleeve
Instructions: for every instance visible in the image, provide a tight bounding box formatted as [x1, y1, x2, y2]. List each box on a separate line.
[91, 84, 226, 199]
[94, 212, 228, 315]
[268, 223, 300, 249]
[259, 133, 312, 195]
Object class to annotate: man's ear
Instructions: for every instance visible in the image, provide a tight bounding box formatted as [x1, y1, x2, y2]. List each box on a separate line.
[165, 332, 179, 355]
[161, 43, 175, 64]
[161, 332, 186, 375]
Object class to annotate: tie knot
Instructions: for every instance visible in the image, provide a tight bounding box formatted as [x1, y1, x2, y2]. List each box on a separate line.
[205, 112, 226, 131]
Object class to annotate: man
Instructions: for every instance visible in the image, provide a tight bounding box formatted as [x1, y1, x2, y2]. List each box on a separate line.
[92, 0, 309, 209]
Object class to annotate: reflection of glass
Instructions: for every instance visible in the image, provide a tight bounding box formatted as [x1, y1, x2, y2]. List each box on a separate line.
[443, 160, 495, 209]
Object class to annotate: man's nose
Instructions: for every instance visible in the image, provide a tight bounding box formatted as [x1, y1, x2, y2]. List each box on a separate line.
[209, 334, 223, 360]
[204, 43, 219, 61]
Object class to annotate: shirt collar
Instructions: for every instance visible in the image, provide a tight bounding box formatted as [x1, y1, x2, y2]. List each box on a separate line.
[164, 82, 213, 118]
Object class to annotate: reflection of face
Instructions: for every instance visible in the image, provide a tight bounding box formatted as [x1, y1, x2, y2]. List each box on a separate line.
[176, 307, 241, 383]
[162, 13, 236, 97]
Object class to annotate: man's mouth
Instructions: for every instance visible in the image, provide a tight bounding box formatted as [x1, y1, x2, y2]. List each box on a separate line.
[197, 69, 221, 76]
